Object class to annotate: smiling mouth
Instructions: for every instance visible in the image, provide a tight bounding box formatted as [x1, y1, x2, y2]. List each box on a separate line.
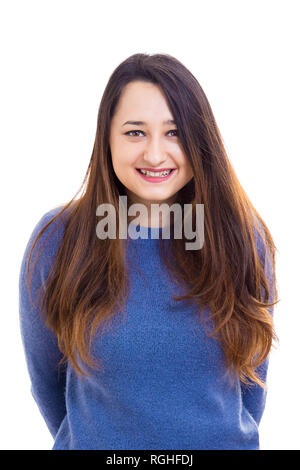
[136, 168, 176, 177]
[135, 168, 177, 182]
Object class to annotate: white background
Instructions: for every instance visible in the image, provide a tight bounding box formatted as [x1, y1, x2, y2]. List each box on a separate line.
[0, 0, 299, 450]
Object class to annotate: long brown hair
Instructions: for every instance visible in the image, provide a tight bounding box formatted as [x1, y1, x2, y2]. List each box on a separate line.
[26, 53, 279, 388]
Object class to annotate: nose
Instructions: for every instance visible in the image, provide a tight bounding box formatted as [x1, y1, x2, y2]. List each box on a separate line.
[143, 135, 168, 166]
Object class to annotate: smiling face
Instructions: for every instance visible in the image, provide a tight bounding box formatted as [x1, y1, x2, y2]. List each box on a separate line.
[109, 81, 194, 226]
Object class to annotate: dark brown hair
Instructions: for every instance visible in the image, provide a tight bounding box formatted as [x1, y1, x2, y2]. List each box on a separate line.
[26, 53, 279, 388]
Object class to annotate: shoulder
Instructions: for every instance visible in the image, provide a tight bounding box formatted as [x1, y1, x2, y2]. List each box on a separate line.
[20, 204, 71, 278]
[250, 212, 270, 269]
[33, 204, 69, 236]
[250, 214, 276, 303]
[28, 203, 73, 248]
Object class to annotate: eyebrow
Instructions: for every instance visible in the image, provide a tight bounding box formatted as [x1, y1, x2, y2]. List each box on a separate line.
[122, 119, 176, 126]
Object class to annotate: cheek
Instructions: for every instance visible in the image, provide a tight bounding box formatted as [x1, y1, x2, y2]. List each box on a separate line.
[180, 162, 194, 183]
[178, 154, 193, 173]
[112, 156, 137, 181]
[115, 141, 140, 163]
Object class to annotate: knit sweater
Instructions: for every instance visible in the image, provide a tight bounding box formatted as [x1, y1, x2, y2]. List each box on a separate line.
[18, 206, 275, 450]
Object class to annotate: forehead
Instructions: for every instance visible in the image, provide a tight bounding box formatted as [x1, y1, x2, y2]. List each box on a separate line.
[113, 81, 174, 120]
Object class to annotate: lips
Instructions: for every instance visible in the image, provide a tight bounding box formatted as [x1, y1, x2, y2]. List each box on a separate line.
[135, 168, 176, 182]
[136, 168, 176, 172]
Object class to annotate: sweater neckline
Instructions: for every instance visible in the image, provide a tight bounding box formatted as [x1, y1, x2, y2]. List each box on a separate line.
[127, 223, 171, 241]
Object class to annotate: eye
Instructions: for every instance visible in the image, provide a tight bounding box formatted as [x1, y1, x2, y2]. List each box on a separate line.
[124, 129, 178, 137]
[125, 130, 144, 137]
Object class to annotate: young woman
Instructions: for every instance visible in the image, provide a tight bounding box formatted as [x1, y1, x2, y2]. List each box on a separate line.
[19, 53, 279, 450]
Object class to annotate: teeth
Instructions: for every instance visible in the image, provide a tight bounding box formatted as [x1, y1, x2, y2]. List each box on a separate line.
[139, 169, 173, 177]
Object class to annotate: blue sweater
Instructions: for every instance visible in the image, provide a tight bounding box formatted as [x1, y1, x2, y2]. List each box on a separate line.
[19, 206, 274, 450]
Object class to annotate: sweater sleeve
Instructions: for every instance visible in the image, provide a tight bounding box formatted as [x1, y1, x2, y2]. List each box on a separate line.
[240, 235, 276, 426]
[18, 208, 67, 439]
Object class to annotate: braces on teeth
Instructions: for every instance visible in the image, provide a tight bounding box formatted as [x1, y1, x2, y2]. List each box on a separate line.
[139, 169, 173, 177]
